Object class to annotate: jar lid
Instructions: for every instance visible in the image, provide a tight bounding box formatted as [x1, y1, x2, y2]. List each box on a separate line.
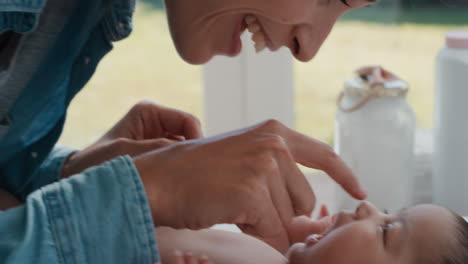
[338, 67, 409, 113]
[344, 76, 409, 98]
[446, 30, 468, 49]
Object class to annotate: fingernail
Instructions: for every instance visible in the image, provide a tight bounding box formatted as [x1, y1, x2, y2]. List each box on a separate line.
[361, 191, 368, 199]
[173, 249, 182, 256]
[358, 187, 368, 199]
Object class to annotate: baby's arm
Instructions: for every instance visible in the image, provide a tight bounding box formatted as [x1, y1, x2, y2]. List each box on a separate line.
[156, 227, 287, 264]
[168, 251, 214, 264]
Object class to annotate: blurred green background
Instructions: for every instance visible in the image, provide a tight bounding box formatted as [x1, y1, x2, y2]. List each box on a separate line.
[58, 0, 468, 148]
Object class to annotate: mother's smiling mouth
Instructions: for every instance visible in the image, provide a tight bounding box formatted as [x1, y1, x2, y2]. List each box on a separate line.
[244, 15, 275, 52]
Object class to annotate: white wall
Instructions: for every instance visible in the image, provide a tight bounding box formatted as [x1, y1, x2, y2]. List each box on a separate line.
[203, 33, 294, 136]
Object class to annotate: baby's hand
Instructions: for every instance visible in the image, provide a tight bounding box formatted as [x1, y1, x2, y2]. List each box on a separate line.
[286, 205, 334, 244]
[166, 250, 215, 264]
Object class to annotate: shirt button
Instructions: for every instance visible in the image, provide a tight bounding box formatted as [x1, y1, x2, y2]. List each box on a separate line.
[31, 152, 38, 159]
[84, 56, 91, 65]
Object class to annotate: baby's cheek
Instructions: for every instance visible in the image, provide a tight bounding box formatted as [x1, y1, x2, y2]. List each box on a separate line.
[299, 226, 380, 264]
[335, 226, 383, 263]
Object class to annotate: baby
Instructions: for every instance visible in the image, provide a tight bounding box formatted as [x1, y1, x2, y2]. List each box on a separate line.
[157, 201, 468, 264]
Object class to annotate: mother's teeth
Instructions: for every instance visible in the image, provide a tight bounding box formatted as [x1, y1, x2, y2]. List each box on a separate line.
[247, 23, 261, 34]
[244, 15, 257, 25]
[255, 41, 266, 53]
[244, 15, 267, 53]
[252, 32, 266, 52]
[252, 32, 265, 43]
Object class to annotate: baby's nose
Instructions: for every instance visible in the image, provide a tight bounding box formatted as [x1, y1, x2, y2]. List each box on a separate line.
[354, 201, 377, 220]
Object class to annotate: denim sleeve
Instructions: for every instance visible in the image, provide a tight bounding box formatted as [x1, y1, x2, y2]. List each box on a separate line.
[21, 146, 77, 196]
[0, 155, 160, 263]
[0, 0, 47, 33]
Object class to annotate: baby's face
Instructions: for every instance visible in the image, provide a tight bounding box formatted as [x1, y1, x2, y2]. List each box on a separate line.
[286, 201, 457, 264]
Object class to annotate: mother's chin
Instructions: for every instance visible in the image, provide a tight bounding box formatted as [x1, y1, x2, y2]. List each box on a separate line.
[175, 44, 214, 65]
[176, 42, 241, 65]
[171, 27, 241, 65]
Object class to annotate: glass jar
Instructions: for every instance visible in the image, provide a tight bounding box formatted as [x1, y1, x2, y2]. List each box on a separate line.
[334, 69, 416, 213]
[434, 30, 468, 215]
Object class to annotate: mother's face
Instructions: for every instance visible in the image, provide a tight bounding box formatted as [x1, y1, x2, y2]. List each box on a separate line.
[164, 0, 376, 64]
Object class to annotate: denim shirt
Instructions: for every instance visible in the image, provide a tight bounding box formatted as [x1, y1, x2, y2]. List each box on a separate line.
[0, 0, 159, 263]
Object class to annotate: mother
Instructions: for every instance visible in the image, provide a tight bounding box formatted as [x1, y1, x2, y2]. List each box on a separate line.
[0, 0, 372, 262]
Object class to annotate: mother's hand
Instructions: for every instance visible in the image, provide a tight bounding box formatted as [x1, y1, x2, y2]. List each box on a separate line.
[134, 119, 366, 253]
[62, 101, 203, 177]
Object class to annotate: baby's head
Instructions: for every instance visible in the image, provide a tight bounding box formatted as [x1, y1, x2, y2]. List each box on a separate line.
[286, 201, 468, 264]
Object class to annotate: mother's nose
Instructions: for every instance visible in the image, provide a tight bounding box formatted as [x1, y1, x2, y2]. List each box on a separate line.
[291, 26, 315, 62]
[290, 23, 334, 62]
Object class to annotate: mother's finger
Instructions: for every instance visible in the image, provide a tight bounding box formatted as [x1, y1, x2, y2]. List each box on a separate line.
[273, 141, 315, 216]
[152, 103, 203, 140]
[266, 155, 296, 232]
[253, 194, 290, 252]
[184, 252, 198, 264]
[127, 101, 203, 140]
[171, 250, 184, 264]
[237, 183, 290, 253]
[199, 256, 214, 264]
[277, 124, 367, 200]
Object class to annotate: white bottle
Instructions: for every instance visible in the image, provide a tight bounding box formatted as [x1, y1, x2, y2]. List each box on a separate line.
[434, 30, 468, 215]
[334, 69, 416, 213]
